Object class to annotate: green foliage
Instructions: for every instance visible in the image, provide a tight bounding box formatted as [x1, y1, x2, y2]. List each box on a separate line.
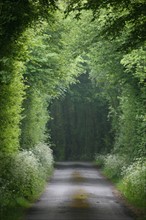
[96, 153, 146, 212]
[0, 9, 85, 216]
[119, 159, 146, 208]
[65, 0, 146, 49]
[121, 46, 146, 84]
[50, 74, 112, 161]
[21, 89, 50, 149]
[0, 0, 57, 58]
[63, 7, 146, 215]
[103, 154, 127, 181]
[10, 150, 44, 200]
[95, 154, 106, 168]
[0, 2, 145, 218]
[114, 85, 146, 159]
[33, 142, 54, 177]
[0, 58, 25, 154]
[0, 207, 27, 220]
[21, 16, 84, 149]
[0, 143, 53, 208]
[68, 9, 146, 161]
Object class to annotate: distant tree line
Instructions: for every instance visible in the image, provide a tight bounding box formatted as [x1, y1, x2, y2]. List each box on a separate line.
[49, 73, 112, 160]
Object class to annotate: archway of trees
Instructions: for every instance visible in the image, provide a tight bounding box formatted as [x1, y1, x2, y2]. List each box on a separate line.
[0, 1, 145, 219]
[49, 73, 112, 161]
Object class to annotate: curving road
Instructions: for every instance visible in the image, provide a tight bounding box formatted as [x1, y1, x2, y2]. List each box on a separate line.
[25, 162, 135, 220]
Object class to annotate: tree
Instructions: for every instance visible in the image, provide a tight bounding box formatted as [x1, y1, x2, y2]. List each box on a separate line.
[0, 0, 57, 57]
[49, 73, 112, 160]
[0, 1, 57, 155]
[65, 0, 146, 49]
[21, 12, 84, 149]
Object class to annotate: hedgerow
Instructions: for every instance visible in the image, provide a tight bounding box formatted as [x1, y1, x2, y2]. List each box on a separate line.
[0, 143, 53, 208]
[95, 153, 146, 212]
[95, 154, 106, 168]
[33, 143, 54, 178]
[120, 159, 146, 208]
[103, 154, 127, 180]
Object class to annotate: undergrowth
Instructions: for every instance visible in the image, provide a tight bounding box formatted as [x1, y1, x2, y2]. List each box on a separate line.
[95, 153, 146, 217]
[0, 143, 54, 220]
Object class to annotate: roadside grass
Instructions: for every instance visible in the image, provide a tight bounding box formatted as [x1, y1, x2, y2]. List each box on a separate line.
[0, 180, 50, 220]
[0, 198, 29, 220]
[101, 171, 146, 220]
[95, 154, 146, 220]
[0, 143, 54, 220]
[1, 208, 24, 220]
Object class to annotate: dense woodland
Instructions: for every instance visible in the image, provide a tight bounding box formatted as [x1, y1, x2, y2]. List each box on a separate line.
[49, 73, 112, 160]
[0, 0, 146, 219]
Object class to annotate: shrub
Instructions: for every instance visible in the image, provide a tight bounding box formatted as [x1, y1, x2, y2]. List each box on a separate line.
[0, 178, 14, 207]
[103, 154, 127, 180]
[120, 159, 146, 208]
[0, 143, 53, 207]
[95, 154, 105, 167]
[33, 143, 54, 178]
[10, 150, 44, 200]
[0, 153, 15, 207]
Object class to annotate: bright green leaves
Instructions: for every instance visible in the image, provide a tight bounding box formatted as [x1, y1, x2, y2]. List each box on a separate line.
[0, 58, 25, 154]
[120, 159, 146, 208]
[65, 0, 146, 49]
[0, 0, 57, 56]
[21, 89, 49, 149]
[115, 84, 146, 158]
[57, 6, 146, 163]
[0, 143, 53, 209]
[121, 47, 146, 84]
[20, 14, 84, 149]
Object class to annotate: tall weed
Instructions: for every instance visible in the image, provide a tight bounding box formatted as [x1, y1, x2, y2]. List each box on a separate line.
[120, 159, 146, 208]
[33, 143, 54, 178]
[0, 143, 53, 207]
[103, 154, 127, 181]
[95, 154, 106, 167]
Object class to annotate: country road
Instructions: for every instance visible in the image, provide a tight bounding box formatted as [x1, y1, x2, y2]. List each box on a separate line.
[25, 162, 135, 220]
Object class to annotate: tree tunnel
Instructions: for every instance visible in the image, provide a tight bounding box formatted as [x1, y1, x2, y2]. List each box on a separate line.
[49, 73, 113, 161]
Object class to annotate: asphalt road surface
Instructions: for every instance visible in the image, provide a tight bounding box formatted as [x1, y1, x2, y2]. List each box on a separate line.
[25, 162, 135, 220]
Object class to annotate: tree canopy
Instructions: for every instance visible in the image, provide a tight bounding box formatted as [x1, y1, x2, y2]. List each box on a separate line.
[0, 1, 145, 218]
[65, 0, 146, 49]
